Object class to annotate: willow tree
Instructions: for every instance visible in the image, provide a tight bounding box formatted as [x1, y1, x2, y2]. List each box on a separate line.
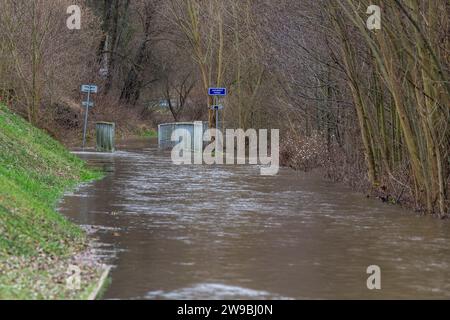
[332, 0, 449, 216]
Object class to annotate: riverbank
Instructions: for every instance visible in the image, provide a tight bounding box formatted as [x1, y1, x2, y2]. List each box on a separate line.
[280, 133, 449, 217]
[0, 104, 106, 299]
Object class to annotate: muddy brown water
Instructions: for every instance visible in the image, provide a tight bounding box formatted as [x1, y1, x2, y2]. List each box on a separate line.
[59, 138, 450, 299]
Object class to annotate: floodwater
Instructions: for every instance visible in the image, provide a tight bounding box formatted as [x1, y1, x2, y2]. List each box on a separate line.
[59, 138, 450, 299]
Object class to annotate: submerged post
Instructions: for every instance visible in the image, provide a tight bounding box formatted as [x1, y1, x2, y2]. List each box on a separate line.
[82, 89, 91, 149]
[80, 84, 98, 149]
[96, 122, 115, 152]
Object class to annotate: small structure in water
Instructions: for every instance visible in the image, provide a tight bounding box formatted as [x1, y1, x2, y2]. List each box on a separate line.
[96, 122, 115, 153]
[158, 122, 208, 152]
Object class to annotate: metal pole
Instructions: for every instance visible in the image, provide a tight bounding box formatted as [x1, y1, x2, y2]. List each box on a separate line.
[82, 89, 91, 149]
[215, 106, 219, 155]
[213, 96, 217, 128]
[216, 108, 219, 132]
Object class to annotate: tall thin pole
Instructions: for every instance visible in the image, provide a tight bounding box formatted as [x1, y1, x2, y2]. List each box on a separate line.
[213, 96, 217, 128]
[82, 90, 91, 150]
[216, 108, 219, 132]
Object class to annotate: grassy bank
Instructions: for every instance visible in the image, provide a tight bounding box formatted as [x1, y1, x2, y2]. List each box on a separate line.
[0, 104, 104, 299]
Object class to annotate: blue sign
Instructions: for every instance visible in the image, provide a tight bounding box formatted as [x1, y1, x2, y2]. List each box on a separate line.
[208, 88, 227, 96]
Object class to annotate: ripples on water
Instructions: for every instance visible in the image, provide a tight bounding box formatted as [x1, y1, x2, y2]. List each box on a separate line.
[146, 283, 292, 300]
[60, 139, 450, 299]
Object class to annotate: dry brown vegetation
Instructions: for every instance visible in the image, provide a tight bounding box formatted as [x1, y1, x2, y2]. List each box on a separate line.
[0, 0, 448, 215]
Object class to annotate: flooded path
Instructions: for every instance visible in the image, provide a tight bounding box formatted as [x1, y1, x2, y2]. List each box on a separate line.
[59, 139, 450, 299]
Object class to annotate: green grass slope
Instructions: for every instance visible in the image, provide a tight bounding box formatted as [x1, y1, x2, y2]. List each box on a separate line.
[0, 104, 102, 299]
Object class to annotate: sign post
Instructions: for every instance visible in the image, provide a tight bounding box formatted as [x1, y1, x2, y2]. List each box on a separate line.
[210, 105, 224, 131]
[208, 88, 227, 130]
[81, 84, 98, 149]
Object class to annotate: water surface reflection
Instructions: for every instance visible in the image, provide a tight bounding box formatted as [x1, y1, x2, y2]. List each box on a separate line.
[59, 139, 450, 299]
